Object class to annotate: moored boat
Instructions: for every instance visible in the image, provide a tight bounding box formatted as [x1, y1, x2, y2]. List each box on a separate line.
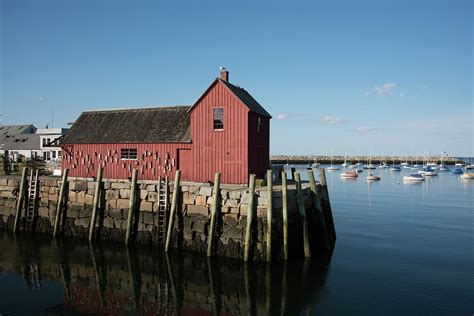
[366, 174, 381, 181]
[340, 170, 358, 178]
[438, 164, 449, 171]
[460, 173, 474, 179]
[404, 173, 425, 182]
[389, 166, 401, 171]
[452, 168, 464, 175]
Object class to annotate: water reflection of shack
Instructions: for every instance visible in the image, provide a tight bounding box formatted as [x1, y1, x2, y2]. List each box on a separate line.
[2, 235, 332, 315]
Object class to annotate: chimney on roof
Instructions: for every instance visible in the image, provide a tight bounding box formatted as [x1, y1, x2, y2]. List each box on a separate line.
[219, 67, 229, 82]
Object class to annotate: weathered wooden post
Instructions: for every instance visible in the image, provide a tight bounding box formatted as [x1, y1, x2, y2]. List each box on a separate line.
[281, 171, 289, 260]
[13, 167, 28, 233]
[319, 168, 336, 243]
[244, 174, 256, 262]
[165, 170, 181, 252]
[207, 172, 221, 257]
[291, 167, 296, 181]
[89, 167, 103, 241]
[125, 169, 138, 245]
[295, 172, 311, 258]
[307, 169, 330, 250]
[266, 169, 273, 262]
[53, 168, 69, 237]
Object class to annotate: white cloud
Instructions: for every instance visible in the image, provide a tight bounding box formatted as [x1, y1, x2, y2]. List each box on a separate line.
[354, 126, 382, 132]
[365, 83, 397, 97]
[275, 113, 288, 120]
[321, 116, 346, 124]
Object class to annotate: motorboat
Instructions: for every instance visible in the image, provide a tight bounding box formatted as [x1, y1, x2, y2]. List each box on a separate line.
[401, 162, 410, 166]
[404, 173, 425, 182]
[452, 168, 464, 175]
[465, 165, 474, 170]
[340, 170, 358, 178]
[389, 166, 401, 171]
[460, 173, 474, 179]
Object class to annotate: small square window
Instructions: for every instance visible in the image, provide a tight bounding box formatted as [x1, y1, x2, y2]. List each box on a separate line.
[213, 108, 224, 130]
[121, 148, 138, 160]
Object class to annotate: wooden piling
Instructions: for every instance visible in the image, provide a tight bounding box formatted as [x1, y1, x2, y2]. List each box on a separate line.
[244, 174, 256, 262]
[13, 167, 28, 233]
[53, 168, 69, 237]
[291, 167, 296, 181]
[281, 171, 289, 260]
[319, 168, 336, 242]
[266, 169, 273, 262]
[207, 172, 221, 257]
[89, 167, 103, 241]
[295, 173, 311, 258]
[165, 170, 181, 252]
[307, 169, 330, 250]
[125, 169, 138, 245]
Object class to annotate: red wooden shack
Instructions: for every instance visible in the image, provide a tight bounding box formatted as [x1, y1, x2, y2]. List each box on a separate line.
[61, 69, 271, 184]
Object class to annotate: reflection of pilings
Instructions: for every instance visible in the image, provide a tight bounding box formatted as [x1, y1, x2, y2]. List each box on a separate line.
[207, 257, 221, 316]
[165, 253, 180, 316]
[280, 261, 287, 316]
[89, 242, 105, 307]
[265, 263, 272, 316]
[302, 259, 313, 315]
[126, 246, 142, 311]
[244, 263, 255, 316]
[55, 239, 71, 297]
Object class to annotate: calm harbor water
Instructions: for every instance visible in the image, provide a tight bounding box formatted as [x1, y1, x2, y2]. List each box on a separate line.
[0, 165, 472, 315]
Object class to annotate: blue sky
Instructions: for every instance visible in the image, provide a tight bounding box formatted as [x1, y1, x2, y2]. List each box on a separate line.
[1, 0, 472, 156]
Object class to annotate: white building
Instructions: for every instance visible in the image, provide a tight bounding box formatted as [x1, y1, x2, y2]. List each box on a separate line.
[0, 125, 68, 162]
[36, 128, 68, 162]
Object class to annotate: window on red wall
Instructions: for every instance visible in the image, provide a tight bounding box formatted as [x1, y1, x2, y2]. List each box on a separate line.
[213, 108, 224, 130]
[257, 117, 262, 133]
[121, 148, 138, 160]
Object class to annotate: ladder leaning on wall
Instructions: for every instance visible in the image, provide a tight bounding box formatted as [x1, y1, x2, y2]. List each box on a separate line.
[156, 177, 169, 246]
[25, 169, 39, 231]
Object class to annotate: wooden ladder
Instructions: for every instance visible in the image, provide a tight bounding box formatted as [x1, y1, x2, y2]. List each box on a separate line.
[156, 177, 169, 246]
[25, 169, 39, 231]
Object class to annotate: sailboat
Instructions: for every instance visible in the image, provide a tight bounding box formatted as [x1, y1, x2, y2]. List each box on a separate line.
[341, 154, 349, 168]
[311, 156, 320, 168]
[389, 158, 401, 171]
[366, 153, 381, 181]
[326, 154, 340, 171]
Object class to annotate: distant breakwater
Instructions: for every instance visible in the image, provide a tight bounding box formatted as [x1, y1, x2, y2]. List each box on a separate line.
[270, 155, 464, 165]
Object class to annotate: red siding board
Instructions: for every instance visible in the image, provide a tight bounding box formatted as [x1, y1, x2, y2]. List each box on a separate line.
[61, 143, 191, 181]
[190, 80, 249, 184]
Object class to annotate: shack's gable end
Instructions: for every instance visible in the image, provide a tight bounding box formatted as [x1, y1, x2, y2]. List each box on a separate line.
[188, 78, 271, 118]
[189, 79, 250, 184]
[62, 106, 191, 144]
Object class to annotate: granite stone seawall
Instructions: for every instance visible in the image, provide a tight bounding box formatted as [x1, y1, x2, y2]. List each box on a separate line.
[0, 174, 331, 261]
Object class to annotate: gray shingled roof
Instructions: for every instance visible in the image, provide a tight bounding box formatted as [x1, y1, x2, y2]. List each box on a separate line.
[62, 106, 191, 144]
[0, 124, 36, 135]
[219, 79, 272, 118]
[0, 134, 40, 150]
